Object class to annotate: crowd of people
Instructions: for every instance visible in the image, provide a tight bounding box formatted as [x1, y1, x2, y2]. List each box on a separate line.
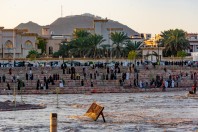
[0, 60, 197, 94]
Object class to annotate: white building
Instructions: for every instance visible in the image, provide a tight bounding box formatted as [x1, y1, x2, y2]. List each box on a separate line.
[0, 27, 37, 59]
[187, 33, 198, 53]
[187, 33, 198, 61]
[75, 19, 124, 45]
[42, 19, 125, 55]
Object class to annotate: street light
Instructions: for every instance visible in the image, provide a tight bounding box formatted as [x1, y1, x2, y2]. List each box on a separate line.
[155, 34, 161, 65]
[157, 41, 160, 65]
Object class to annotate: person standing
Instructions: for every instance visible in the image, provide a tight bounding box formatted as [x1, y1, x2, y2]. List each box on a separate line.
[63, 68, 65, 74]
[26, 73, 28, 81]
[59, 80, 64, 88]
[91, 81, 93, 87]
[36, 79, 40, 90]
[2, 74, 6, 83]
[9, 68, 12, 75]
[193, 72, 197, 94]
[7, 82, 11, 90]
[171, 80, 174, 88]
[81, 79, 84, 86]
[17, 79, 21, 90]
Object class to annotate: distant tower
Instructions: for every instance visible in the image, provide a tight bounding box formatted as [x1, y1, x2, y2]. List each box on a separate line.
[42, 27, 50, 37]
[94, 19, 108, 35]
[94, 19, 108, 45]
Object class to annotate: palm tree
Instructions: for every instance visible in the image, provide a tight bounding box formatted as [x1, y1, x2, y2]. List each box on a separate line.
[87, 34, 105, 58]
[27, 50, 39, 60]
[58, 43, 70, 62]
[98, 44, 111, 58]
[73, 30, 91, 38]
[123, 41, 143, 57]
[36, 37, 47, 54]
[177, 50, 187, 67]
[110, 32, 129, 58]
[128, 50, 137, 65]
[161, 29, 190, 56]
[70, 37, 89, 57]
[70, 30, 91, 57]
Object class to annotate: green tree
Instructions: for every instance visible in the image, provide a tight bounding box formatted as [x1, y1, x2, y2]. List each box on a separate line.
[37, 37, 47, 54]
[87, 34, 105, 58]
[58, 43, 72, 62]
[98, 44, 111, 58]
[177, 50, 187, 66]
[123, 40, 143, 57]
[27, 50, 39, 61]
[161, 29, 190, 56]
[128, 50, 137, 65]
[73, 30, 91, 38]
[70, 30, 91, 58]
[110, 32, 128, 58]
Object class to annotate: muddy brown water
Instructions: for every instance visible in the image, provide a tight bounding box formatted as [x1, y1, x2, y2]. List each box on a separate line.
[0, 91, 197, 132]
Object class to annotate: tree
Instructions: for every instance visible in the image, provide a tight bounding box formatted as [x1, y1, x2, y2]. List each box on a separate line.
[70, 30, 91, 58]
[73, 30, 91, 38]
[110, 32, 128, 58]
[58, 43, 71, 62]
[37, 37, 47, 54]
[160, 29, 190, 56]
[128, 50, 137, 64]
[177, 50, 187, 66]
[98, 44, 111, 58]
[123, 40, 143, 57]
[27, 50, 39, 61]
[87, 34, 105, 58]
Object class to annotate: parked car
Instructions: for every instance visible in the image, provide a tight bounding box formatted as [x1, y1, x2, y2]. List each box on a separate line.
[2, 62, 13, 67]
[38, 62, 45, 67]
[15, 61, 25, 67]
[105, 62, 115, 67]
[25, 62, 34, 67]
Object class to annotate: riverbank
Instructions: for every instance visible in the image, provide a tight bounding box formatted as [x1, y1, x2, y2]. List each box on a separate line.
[0, 87, 192, 95]
[0, 100, 46, 111]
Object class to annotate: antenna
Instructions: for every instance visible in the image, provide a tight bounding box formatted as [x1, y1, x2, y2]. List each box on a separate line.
[61, 5, 63, 17]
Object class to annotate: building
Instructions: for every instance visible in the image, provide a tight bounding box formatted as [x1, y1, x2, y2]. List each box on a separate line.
[75, 19, 124, 45]
[40, 27, 72, 55]
[187, 33, 198, 53]
[0, 27, 37, 59]
[41, 19, 126, 55]
[187, 33, 198, 61]
[141, 34, 164, 62]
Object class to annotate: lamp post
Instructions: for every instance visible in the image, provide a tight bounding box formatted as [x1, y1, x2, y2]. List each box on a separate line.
[157, 42, 160, 65]
[155, 34, 161, 66]
[109, 28, 112, 62]
[14, 79, 16, 108]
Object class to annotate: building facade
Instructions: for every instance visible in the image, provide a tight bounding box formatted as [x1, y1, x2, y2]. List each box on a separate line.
[41, 19, 125, 55]
[0, 27, 37, 59]
[187, 33, 198, 53]
[187, 33, 198, 61]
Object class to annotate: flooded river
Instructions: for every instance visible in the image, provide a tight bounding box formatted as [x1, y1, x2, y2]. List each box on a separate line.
[0, 91, 197, 132]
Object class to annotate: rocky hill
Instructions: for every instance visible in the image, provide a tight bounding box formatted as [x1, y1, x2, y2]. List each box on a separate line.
[16, 21, 42, 34]
[15, 13, 139, 36]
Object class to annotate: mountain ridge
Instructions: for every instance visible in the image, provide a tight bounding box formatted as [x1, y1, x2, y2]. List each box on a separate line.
[15, 13, 139, 36]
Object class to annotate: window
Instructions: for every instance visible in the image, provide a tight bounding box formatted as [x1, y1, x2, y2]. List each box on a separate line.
[5, 40, 13, 49]
[24, 40, 33, 49]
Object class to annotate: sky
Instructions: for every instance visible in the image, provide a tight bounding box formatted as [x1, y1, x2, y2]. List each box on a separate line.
[0, 0, 198, 36]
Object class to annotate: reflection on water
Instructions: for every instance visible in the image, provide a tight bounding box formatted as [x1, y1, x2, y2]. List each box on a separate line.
[0, 91, 197, 132]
